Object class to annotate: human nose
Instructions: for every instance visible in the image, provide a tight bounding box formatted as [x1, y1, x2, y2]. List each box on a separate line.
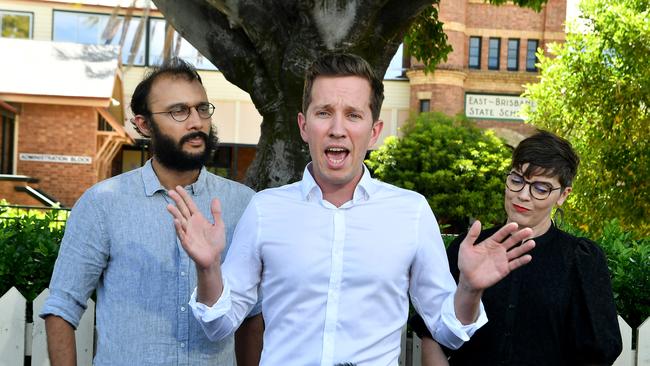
[185, 107, 205, 130]
[329, 112, 346, 138]
[517, 182, 533, 200]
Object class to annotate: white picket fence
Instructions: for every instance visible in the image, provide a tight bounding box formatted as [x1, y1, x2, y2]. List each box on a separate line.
[1, 287, 648, 366]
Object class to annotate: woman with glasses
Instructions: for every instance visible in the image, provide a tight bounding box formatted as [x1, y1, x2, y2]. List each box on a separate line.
[409, 130, 622, 366]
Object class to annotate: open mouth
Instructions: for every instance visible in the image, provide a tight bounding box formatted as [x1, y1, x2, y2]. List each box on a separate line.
[325, 147, 349, 166]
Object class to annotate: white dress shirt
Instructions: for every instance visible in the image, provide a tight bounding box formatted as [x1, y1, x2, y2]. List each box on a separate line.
[190, 165, 487, 365]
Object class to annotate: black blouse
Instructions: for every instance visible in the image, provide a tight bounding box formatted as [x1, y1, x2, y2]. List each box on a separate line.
[409, 223, 622, 366]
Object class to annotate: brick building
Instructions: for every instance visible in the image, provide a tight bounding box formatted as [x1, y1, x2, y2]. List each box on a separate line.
[407, 0, 567, 145]
[0, 38, 131, 207]
[0, 0, 569, 206]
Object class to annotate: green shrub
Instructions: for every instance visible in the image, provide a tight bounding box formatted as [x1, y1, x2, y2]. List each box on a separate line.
[562, 219, 649, 329]
[366, 112, 511, 232]
[0, 203, 67, 301]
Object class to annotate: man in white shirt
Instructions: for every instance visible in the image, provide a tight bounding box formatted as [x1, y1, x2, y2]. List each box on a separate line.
[166, 53, 536, 365]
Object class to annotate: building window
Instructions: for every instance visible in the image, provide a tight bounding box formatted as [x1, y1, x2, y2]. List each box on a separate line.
[488, 38, 500, 70]
[0, 10, 32, 39]
[52, 10, 217, 70]
[526, 39, 539, 72]
[1, 111, 15, 174]
[385, 43, 408, 80]
[147, 18, 217, 70]
[419, 99, 430, 113]
[468, 36, 481, 69]
[507, 39, 520, 71]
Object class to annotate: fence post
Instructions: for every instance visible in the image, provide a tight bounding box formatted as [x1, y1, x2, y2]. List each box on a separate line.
[411, 333, 422, 366]
[0, 287, 26, 365]
[31, 290, 49, 366]
[637, 317, 650, 366]
[614, 315, 634, 366]
[30, 289, 95, 366]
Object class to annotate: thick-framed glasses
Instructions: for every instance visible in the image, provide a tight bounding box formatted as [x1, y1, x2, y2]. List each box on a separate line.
[505, 172, 562, 200]
[151, 102, 215, 122]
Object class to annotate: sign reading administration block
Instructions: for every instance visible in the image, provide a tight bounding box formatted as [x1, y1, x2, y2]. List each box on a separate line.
[19, 153, 92, 164]
[465, 93, 535, 120]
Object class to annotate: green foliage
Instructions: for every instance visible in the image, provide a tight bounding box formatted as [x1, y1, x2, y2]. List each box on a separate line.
[406, 0, 548, 73]
[523, 0, 650, 235]
[562, 219, 649, 329]
[0, 203, 67, 301]
[366, 113, 511, 231]
[404, 4, 452, 74]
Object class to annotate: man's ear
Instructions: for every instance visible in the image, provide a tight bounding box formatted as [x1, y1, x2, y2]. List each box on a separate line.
[297, 112, 309, 143]
[132, 115, 152, 137]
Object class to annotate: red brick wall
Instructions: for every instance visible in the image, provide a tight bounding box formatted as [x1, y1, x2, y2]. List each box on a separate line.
[16, 104, 98, 207]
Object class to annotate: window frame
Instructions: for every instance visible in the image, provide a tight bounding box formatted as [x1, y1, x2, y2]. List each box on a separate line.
[488, 37, 501, 70]
[0, 10, 33, 39]
[507, 38, 520, 71]
[51, 10, 217, 70]
[419, 99, 430, 113]
[526, 39, 539, 72]
[468, 36, 482, 70]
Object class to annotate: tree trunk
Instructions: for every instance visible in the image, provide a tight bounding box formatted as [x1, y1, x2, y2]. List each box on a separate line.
[152, 0, 433, 190]
[244, 104, 310, 190]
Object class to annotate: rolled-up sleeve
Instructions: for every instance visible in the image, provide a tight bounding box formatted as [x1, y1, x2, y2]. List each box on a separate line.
[408, 200, 487, 350]
[39, 190, 109, 328]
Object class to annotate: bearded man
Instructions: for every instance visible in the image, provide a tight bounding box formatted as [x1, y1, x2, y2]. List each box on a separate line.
[41, 58, 262, 366]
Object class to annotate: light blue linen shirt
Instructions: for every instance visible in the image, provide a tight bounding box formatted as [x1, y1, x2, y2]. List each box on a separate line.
[40, 160, 255, 366]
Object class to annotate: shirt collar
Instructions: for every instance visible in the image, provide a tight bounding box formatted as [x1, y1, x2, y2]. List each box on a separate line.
[300, 163, 378, 204]
[141, 159, 207, 197]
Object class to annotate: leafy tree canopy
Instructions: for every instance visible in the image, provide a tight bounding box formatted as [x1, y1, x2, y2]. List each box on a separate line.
[523, 0, 650, 236]
[366, 113, 512, 232]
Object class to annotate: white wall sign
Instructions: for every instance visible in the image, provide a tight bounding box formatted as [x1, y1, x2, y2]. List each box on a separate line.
[465, 93, 535, 120]
[19, 153, 92, 164]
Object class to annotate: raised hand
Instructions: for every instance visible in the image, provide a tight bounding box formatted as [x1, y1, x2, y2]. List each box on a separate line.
[166, 185, 225, 270]
[457, 221, 535, 292]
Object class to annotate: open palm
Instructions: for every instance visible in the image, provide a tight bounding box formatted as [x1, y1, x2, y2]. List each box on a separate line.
[458, 221, 535, 291]
[167, 186, 225, 270]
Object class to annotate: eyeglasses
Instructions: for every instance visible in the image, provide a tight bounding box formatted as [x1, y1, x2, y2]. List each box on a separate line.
[505, 172, 562, 200]
[151, 102, 215, 122]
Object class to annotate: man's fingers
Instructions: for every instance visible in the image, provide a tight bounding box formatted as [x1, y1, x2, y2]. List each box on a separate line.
[488, 222, 519, 243]
[210, 198, 222, 223]
[168, 189, 191, 219]
[460, 220, 482, 250]
[166, 203, 184, 222]
[506, 239, 535, 260]
[175, 185, 200, 215]
[173, 219, 187, 244]
[501, 227, 534, 250]
[508, 254, 532, 272]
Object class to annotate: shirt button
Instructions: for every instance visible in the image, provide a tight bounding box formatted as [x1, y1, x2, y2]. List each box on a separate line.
[181, 271, 186, 276]
[181, 306, 186, 312]
[508, 304, 515, 309]
[180, 342, 186, 348]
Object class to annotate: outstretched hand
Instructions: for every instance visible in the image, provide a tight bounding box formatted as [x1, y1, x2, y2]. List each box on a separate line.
[166, 186, 225, 270]
[457, 221, 535, 292]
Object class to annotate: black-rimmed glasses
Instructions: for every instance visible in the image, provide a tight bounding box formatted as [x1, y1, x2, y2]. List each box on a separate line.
[151, 102, 215, 122]
[505, 172, 562, 200]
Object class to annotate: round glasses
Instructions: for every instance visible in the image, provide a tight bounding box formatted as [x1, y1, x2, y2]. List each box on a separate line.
[505, 172, 562, 200]
[151, 102, 215, 122]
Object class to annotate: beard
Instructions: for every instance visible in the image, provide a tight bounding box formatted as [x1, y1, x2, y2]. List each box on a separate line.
[150, 124, 218, 172]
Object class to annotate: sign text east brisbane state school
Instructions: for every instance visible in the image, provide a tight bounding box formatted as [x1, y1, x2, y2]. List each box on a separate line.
[465, 94, 535, 120]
